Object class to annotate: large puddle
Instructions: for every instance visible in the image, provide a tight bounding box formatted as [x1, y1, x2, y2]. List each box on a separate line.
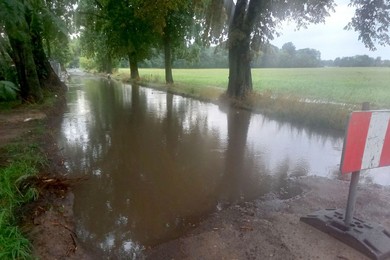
[58, 74, 390, 258]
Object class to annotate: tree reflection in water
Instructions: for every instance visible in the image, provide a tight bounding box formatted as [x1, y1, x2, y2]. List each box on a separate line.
[59, 76, 388, 258]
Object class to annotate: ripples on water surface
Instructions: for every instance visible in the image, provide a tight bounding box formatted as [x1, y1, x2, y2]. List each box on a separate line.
[59, 76, 390, 258]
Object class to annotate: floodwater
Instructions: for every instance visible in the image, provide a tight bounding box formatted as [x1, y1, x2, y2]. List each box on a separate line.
[59, 74, 390, 258]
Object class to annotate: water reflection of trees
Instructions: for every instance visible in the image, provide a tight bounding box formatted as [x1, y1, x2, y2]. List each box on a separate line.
[218, 108, 262, 203]
[61, 79, 117, 174]
[61, 78, 353, 258]
[71, 83, 231, 257]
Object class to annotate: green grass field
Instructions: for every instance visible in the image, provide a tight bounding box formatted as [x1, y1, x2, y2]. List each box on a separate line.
[116, 67, 390, 108]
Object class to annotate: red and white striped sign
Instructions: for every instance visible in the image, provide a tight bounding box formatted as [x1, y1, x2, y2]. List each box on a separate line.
[340, 110, 390, 174]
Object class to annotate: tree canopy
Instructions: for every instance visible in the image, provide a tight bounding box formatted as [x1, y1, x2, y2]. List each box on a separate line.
[77, 0, 197, 82]
[2, 0, 390, 102]
[346, 0, 390, 50]
[74, 0, 390, 97]
[0, 0, 74, 102]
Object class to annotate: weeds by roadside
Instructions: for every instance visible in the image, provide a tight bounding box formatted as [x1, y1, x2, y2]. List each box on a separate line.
[0, 101, 21, 111]
[0, 142, 45, 259]
[0, 90, 62, 259]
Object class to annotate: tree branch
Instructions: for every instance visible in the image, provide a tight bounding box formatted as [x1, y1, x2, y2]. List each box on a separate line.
[245, 0, 263, 32]
[224, 0, 235, 25]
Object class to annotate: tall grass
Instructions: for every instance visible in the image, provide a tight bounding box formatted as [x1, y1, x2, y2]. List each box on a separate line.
[113, 67, 390, 131]
[251, 67, 390, 107]
[116, 67, 390, 108]
[0, 142, 44, 259]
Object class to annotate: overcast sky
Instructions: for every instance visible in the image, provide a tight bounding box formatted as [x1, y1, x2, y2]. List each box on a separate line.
[270, 0, 390, 60]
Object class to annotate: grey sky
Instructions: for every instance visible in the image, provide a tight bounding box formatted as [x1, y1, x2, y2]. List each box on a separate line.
[270, 0, 390, 60]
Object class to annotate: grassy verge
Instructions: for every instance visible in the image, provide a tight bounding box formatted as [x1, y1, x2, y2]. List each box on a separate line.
[113, 67, 390, 131]
[0, 101, 22, 111]
[0, 141, 44, 259]
[0, 91, 61, 259]
[115, 67, 390, 108]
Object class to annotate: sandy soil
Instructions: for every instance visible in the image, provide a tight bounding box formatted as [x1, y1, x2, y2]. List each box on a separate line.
[2, 97, 390, 260]
[146, 176, 390, 260]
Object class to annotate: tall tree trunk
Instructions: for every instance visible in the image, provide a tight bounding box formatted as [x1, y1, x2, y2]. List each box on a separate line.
[164, 34, 174, 84]
[30, 30, 65, 91]
[128, 53, 139, 80]
[227, 0, 253, 98]
[8, 35, 42, 102]
[226, 0, 263, 98]
[227, 38, 252, 97]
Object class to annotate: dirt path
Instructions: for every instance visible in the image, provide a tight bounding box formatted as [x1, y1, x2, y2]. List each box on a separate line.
[0, 100, 91, 259]
[0, 109, 46, 147]
[146, 176, 390, 260]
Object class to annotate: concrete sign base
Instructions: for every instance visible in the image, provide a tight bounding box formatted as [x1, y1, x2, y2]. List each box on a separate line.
[300, 209, 390, 260]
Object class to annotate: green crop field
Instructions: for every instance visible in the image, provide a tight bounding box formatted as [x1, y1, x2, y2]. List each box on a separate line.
[116, 67, 390, 108]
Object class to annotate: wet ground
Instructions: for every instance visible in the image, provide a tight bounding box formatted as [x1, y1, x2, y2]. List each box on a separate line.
[0, 96, 91, 259]
[147, 176, 390, 260]
[55, 72, 390, 259]
[3, 71, 389, 259]
[0, 109, 46, 147]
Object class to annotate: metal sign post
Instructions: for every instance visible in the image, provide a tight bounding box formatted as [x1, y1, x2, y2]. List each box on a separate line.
[344, 102, 369, 229]
[344, 170, 360, 229]
[301, 103, 390, 260]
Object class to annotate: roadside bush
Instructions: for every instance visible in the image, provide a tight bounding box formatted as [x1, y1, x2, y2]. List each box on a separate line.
[0, 81, 19, 101]
[79, 56, 96, 71]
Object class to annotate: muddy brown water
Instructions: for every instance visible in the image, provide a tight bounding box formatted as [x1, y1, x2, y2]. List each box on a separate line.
[58, 74, 390, 258]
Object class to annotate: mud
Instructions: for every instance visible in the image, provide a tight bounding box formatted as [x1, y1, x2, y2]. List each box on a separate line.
[146, 176, 390, 260]
[0, 109, 46, 147]
[0, 96, 91, 260]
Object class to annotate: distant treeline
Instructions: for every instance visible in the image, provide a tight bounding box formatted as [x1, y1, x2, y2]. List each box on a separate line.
[132, 42, 390, 69]
[323, 56, 390, 67]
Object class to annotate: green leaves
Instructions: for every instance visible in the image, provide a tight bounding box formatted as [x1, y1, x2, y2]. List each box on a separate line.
[346, 0, 390, 50]
[0, 81, 19, 101]
[0, 0, 25, 26]
[0, 0, 29, 42]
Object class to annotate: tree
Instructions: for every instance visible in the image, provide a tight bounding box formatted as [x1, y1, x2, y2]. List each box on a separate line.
[279, 42, 297, 67]
[295, 48, 321, 67]
[282, 42, 296, 56]
[206, 0, 390, 98]
[334, 55, 375, 67]
[0, 0, 73, 102]
[77, 0, 157, 78]
[29, 0, 70, 91]
[161, 5, 193, 84]
[253, 43, 280, 68]
[215, 0, 336, 98]
[77, 0, 116, 74]
[0, 29, 18, 83]
[346, 0, 390, 51]
[1, 0, 43, 102]
[135, 0, 196, 83]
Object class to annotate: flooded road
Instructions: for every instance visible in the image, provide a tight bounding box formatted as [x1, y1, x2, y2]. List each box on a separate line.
[59, 75, 390, 258]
